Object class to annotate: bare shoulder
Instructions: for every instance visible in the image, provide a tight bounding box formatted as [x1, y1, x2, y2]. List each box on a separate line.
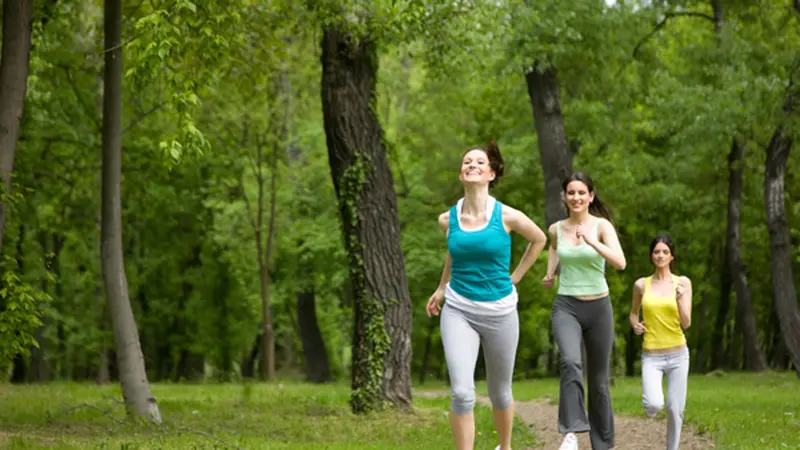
[501, 203, 522, 217]
[548, 221, 559, 235]
[597, 217, 617, 232]
[678, 276, 692, 287]
[500, 204, 527, 223]
[634, 277, 646, 291]
[548, 221, 559, 240]
[437, 211, 449, 232]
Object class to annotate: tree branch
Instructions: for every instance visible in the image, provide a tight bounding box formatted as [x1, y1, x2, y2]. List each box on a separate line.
[122, 101, 166, 135]
[239, 176, 259, 236]
[632, 12, 716, 59]
[61, 66, 101, 132]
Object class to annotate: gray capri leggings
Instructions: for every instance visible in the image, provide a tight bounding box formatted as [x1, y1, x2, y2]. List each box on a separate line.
[441, 303, 519, 415]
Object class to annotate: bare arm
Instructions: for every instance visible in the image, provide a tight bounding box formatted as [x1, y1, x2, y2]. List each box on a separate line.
[546, 223, 559, 277]
[630, 278, 647, 335]
[504, 206, 547, 285]
[676, 276, 693, 329]
[435, 253, 452, 291]
[542, 223, 559, 288]
[433, 211, 450, 291]
[426, 212, 451, 317]
[584, 219, 627, 270]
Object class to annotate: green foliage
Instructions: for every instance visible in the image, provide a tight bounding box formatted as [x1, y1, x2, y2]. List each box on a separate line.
[0, 259, 50, 368]
[4, 0, 800, 398]
[126, 0, 250, 163]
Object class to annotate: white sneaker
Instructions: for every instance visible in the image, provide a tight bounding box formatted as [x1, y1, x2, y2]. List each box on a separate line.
[558, 433, 578, 450]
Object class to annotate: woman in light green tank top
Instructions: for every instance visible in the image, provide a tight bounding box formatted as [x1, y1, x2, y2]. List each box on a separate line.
[542, 172, 627, 450]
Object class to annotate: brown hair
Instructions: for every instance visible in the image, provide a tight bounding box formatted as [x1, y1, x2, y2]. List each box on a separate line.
[462, 139, 505, 189]
[561, 172, 614, 222]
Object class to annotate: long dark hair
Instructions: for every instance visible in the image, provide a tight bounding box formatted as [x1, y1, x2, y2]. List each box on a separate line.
[649, 234, 676, 269]
[462, 138, 505, 189]
[561, 172, 613, 222]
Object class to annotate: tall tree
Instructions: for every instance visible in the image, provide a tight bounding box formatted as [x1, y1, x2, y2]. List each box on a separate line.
[764, 91, 800, 380]
[297, 288, 331, 383]
[526, 66, 573, 228]
[726, 139, 766, 371]
[706, 0, 768, 372]
[253, 123, 279, 380]
[320, 27, 413, 413]
[0, 0, 34, 255]
[101, 0, 161, 421]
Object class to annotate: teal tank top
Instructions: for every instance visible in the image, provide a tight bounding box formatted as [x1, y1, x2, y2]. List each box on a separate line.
[556, 220, 609, 296]
[447, 199, 513, 302]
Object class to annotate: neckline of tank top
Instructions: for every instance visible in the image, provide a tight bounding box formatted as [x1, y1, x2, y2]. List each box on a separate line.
[558, 219, 600, 248]
[646, 275, 678, 298]
[456, 196, 497, 232]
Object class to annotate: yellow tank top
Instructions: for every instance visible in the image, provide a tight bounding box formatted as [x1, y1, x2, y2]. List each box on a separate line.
[642, 275, 686, 350]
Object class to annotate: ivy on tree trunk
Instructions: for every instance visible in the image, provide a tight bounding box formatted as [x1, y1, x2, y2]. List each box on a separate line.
[320, 26, 413, 414]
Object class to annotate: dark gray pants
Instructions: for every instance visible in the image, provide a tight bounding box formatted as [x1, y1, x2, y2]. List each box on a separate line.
[552, 294, 615, 450]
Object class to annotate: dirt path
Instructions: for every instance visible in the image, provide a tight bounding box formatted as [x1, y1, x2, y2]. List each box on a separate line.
[416, 391, 715, 449]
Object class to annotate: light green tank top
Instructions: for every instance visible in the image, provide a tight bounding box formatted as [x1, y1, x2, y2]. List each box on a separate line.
[556, 220, 609, 296]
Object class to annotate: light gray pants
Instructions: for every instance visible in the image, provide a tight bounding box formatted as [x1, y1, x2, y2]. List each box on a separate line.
[642, 347, 690, 450]
[440, 303, 519, 415]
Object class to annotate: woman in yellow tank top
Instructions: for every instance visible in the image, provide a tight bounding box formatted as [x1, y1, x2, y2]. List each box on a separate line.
[629, 235, 692, 450]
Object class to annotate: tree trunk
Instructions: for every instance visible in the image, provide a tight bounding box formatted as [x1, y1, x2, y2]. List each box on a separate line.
[255, 133, 278, 380]
[241, 331, 261, 379]
[711, 0, 723, 33]
[725, 139, 767, 371]
[0, 0, 34, 255]
[101, 0, 161, 421]
[692, 248, 715, 373]
[764, 121, 800, 379]
[297, 289, 332, 383]
[96, 224, 111, 385]
[525, 65, 573, 227]
[96, 340, 111, 384]
[711, 247, 732, 370]
[321, 27, 413, 413]
[770, 307, 788, 369]
[257, 246, 275, 379]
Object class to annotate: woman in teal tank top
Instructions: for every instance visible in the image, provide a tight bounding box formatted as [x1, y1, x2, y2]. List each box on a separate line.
[425, 140, 547, 450]
[542, 172, 627, 450]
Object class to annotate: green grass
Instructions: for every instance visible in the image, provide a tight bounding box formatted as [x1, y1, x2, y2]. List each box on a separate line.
[498, 371, 800, 450]
[0, 381, 535, 449]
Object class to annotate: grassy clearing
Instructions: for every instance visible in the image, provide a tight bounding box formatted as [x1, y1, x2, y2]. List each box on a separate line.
[489, 371, 800, 450]
[0, 381, 535, 449]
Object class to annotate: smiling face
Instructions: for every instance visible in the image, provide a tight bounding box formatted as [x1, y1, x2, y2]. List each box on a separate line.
[651, 241, 674, 269]
[459, 149, 495, 187]
[564, 180, 595, 214]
